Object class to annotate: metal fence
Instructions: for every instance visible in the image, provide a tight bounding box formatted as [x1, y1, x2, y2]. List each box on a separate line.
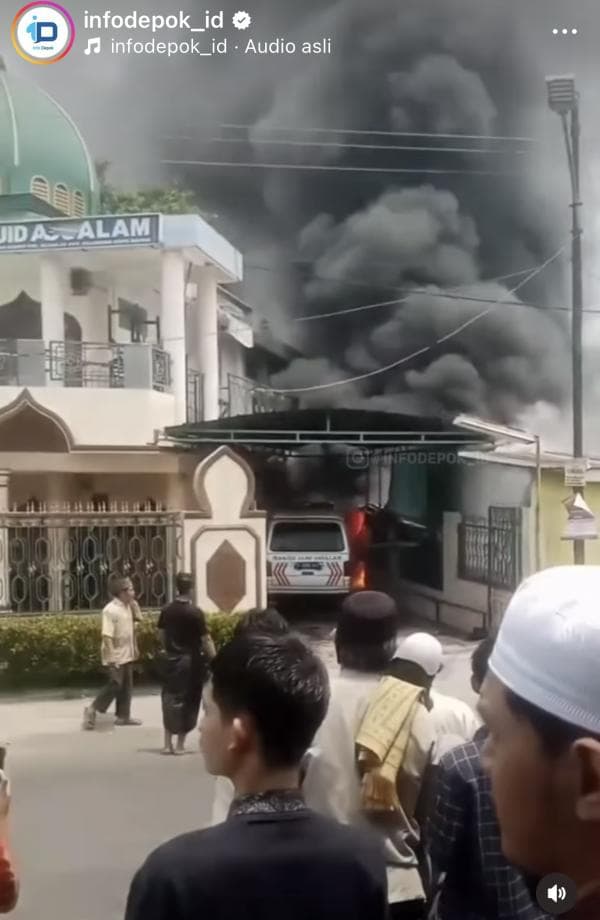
[458, 506, 522, 592]
[48, 341, 171, 392]
[0, 505, 182, 614]
[222, 374, 299, 418]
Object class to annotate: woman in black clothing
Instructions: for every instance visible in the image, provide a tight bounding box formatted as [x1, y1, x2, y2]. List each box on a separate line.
[157, 573, 216, 755]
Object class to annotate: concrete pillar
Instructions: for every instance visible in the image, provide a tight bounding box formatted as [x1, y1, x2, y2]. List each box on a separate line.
[161, 251, 187, 425]
[196, 270, 220, 421]
[40, 258, 65, 386]
[0, 471, 10, 611]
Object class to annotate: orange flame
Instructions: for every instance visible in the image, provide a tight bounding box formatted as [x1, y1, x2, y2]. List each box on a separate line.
[352, 561, 367, 591]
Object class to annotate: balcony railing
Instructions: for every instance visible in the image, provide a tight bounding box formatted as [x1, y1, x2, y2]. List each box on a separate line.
[220, 373, 298, 418]
[0, 339, 171, 392]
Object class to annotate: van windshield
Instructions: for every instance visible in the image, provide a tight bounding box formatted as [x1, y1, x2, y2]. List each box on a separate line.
[270, 521, 345, 553]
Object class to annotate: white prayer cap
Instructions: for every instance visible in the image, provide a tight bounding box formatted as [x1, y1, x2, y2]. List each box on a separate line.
[394, 632, 443, 677]
[489, 565, 600, 734]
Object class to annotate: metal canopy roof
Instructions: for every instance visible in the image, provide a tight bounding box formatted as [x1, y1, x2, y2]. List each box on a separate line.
[164, 408, 492, 450]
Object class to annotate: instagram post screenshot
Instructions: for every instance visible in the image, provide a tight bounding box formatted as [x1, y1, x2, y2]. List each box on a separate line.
[0, 0, 599, 917]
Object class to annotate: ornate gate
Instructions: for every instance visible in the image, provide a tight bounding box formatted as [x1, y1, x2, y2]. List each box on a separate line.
[458, 505, 522, 591]
[0, 504, 183, 614]
[457, 505, 522, 630]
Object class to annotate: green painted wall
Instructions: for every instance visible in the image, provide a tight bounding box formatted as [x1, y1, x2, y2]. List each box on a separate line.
[541, 471, 600, 566]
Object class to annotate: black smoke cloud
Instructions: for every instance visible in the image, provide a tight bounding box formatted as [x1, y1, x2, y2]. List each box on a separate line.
[390, 54, 497, 136]
[255, 0, 576, 422]
[16, 0, 599, 425]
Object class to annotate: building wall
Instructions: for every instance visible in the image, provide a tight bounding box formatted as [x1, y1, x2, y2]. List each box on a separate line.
[0, 451, 201, 510]
[399, 509, 529, 634]
[541, 471, 600, 566]
[9, 472, 174, 507]
[457, 458, 533, 517]
[0, 387, 176, 447]
[219, 334, 246, 389]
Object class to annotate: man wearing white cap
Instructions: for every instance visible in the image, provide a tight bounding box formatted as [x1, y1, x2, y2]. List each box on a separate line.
[390, 633, 480, 754]
[480, 566, 600, 920]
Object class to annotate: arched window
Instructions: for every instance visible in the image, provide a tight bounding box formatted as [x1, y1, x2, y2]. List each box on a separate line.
[53, 183, 70, 214]
[31, 176, 50, 202]
[72, 190, 85, 217]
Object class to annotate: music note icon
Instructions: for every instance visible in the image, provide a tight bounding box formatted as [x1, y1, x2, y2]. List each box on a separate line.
[84, 37, 101, 55]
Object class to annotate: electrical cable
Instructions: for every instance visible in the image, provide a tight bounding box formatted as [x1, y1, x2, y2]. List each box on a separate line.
[266, 243, 568, 394]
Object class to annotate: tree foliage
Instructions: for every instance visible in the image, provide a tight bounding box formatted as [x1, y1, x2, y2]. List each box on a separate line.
[95, 159, 202, 215]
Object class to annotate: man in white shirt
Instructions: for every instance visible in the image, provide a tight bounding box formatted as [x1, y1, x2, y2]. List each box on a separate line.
[303, 592, 436, 919]
[83, 576, 142, 730]
[390, 633, 480, 756]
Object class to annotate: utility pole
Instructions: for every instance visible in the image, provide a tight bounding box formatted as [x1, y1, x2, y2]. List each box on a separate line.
[547, 75, 585, 563]
[570, 103, 585, 563]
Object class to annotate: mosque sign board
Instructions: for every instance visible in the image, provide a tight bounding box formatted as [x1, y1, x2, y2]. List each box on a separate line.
[0, 214, 161, 252]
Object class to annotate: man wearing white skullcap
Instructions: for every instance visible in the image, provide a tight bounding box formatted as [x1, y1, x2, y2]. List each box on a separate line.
[390, 633, 480, 755]
[480, 566, 600, 920]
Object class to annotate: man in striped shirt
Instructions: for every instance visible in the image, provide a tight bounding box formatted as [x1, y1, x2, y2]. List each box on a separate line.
[428, 638, 547, 920]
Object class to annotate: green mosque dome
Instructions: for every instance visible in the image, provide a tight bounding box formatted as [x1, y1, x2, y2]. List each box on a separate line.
[0, 56, 98, 218]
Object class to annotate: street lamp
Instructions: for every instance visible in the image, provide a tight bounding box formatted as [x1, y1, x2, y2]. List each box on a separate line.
[546, 74, 585, 564]
[453, 414, 541, 571]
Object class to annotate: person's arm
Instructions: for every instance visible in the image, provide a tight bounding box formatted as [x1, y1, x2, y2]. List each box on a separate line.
[0, 777, 18, 913]
[101, 608, 117, 666]
[131, 599, 143, 624]
[0, 843, 18, 914]
[157, 609, 167, 650]
[201, 633, 216, 661]
[195, 609, 216, 661]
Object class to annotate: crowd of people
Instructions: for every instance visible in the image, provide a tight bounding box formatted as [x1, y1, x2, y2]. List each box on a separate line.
[2, 565, 599, 918]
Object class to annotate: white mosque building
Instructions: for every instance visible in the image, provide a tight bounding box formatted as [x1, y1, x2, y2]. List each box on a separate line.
[0, 56, 294, 613]
[0, 55, 288, 508]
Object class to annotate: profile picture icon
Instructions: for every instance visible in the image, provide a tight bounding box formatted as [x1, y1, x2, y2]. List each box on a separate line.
[11, 2, 75, 64]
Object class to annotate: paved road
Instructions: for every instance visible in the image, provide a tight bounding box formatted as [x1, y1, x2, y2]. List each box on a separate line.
[9, 693, 212, 920]
[5, 625, 477, 920]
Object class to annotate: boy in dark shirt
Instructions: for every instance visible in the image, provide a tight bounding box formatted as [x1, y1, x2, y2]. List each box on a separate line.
[125, 633, 388, 920]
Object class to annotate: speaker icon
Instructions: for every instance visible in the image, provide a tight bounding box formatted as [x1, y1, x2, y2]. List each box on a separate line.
[537, 874, 576, 915]
[548, 884, 567, 903]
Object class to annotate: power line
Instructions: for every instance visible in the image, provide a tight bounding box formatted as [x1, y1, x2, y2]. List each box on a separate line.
[244, 261, 557, 299]
[296, 288, 577, 321]
[268, 244, 568, 394]
[220, 123, 539, 144]
[244, 259, 600, 317]
[210, 137, 531, 156]
[161, 159, 517, 177]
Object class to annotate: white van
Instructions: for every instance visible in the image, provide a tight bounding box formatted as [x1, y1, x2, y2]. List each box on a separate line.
[267, 512, 351, 598]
